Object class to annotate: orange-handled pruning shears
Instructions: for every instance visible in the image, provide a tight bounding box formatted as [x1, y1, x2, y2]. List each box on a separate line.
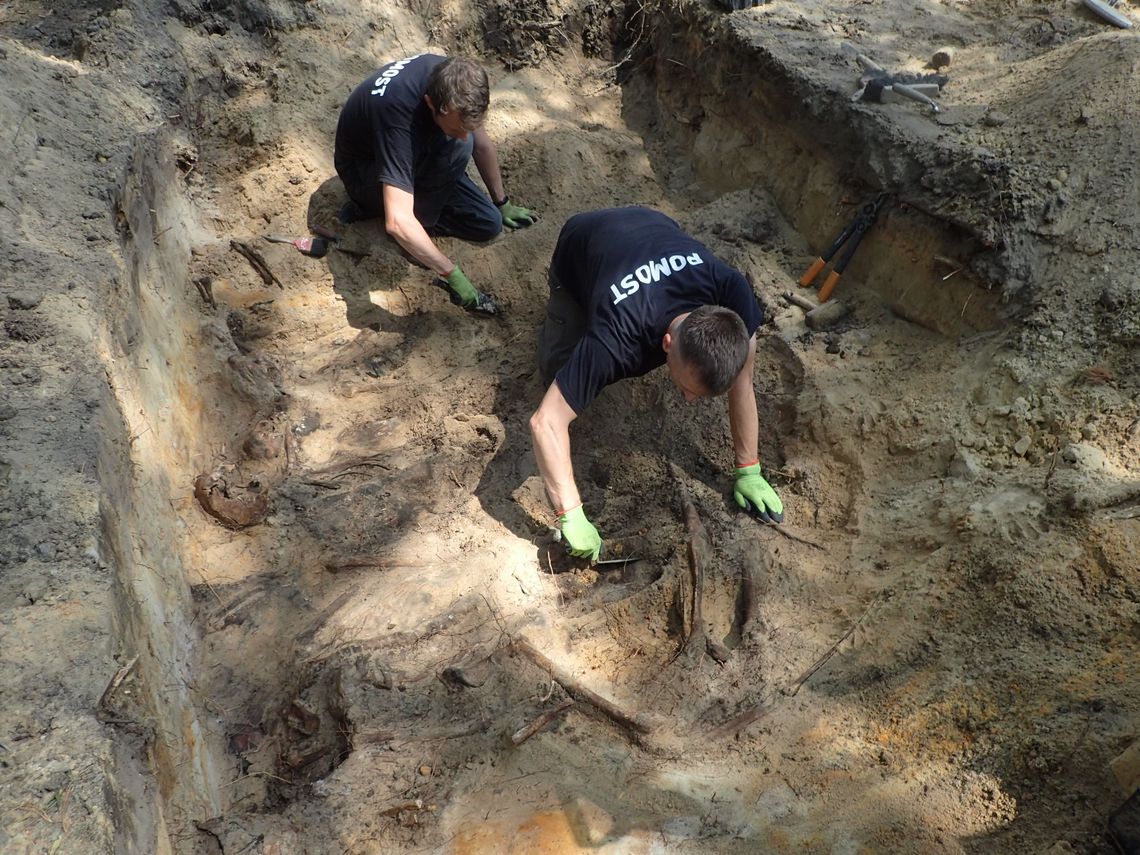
[799, 192, 890, 302]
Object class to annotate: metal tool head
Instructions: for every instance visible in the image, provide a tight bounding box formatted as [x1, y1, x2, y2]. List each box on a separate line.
[262, 235, 329, 258]
[594, 556, 641, 567]
[861, 192, 891, 222]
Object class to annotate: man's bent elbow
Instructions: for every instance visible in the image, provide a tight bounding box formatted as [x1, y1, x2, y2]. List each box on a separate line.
[528, 408, 546, 443]
[384, 217, 406, 243]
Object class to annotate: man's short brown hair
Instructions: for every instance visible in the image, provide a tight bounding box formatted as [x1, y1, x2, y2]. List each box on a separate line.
[426, 57, 490, 125]
[676, 306, 750, 395]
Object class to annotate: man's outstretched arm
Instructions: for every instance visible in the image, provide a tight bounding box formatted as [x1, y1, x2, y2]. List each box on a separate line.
[726, 335, 784, 522]
[529, 381, 601, 560]
[382, 184, 453, 275]
[382, 184, 482, 305]
[726, 334, 760, 466]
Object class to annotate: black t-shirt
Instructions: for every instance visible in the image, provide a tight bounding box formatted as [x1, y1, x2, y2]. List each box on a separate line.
[551, 207, 763, 415]
[334, 54, 446, 193]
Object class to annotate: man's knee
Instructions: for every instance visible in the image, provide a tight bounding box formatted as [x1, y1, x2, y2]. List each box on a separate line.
[470, 208, 503, 242]
[429, 201, 502, 242]
[335, 158, 380, 217]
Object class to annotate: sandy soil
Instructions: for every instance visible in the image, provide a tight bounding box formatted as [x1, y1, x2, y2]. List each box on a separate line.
[1, 0, 1139, 853]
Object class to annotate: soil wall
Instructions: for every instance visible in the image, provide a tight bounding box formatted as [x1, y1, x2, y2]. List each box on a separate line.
[633, 3, 1004, 335]
[96, 128, 234, 843]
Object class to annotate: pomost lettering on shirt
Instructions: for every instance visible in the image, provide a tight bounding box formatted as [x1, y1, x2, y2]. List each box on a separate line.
[609, 252, 705, 305]
[371, 54, 425, 97]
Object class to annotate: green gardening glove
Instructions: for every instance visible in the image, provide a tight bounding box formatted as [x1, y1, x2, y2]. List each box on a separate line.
[445, 264, 479, 305]
[559, 505, 602, 562]
[439, 265, 501, 315]
[497, 197, 537, 229]
[733, 462, 784, 523]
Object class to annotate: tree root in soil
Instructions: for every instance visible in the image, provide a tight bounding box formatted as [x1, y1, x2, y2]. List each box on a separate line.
[782, 592, 882, 697]
[670, 463, 731, 665]
[511, 639, 653, 739]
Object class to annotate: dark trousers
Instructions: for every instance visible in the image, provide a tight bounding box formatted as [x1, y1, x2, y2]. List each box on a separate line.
[335, 135, 502, 242]
[537, 270, 587, 387]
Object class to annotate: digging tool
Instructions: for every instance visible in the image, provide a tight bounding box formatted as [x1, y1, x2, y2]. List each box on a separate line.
[546, 526, 619, 570]
[850, 53, 947, 114]
[799, 192, 890, 302]
[263, 234, 330, 258]
[308, 223, 371, 260]
[431, 267, 503, 317]
[1084, 0, 1133, 28]
[594, 556, 641, 567]
[864, 81, 942, 112]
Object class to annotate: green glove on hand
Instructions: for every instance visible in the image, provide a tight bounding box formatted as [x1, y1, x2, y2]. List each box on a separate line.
[733, 462, 784, 523]
[559, 504, 602, 562]
[439, 265, 501, 315]
[497, 197, 537, 229]
[445, 265, 480, 306]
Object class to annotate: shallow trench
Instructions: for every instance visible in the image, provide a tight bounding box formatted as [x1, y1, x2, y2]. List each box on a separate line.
[99, 8, 1020, 851]
[99, 130, 241, 848]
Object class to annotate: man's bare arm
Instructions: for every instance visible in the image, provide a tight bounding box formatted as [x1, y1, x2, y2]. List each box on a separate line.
[725, 334, 759, 465]
[471, 128, 506, 203]
[529, 381, 580, 514]
[381, 184, 454, 276]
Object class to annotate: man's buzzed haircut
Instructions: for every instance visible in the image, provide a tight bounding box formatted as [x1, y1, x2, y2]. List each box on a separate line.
[676, 306, 750, 395]
[426, 57, 490, 125]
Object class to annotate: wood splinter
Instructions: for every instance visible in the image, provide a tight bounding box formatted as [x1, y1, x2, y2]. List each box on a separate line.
[708, 702, 770, 741]
[759, 519, 827, 551]
[510, 700, 575, 746]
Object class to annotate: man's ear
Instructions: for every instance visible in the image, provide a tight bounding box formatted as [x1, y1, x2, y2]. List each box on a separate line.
[661, 331, 673, 354]
[424, 94, 438, 113]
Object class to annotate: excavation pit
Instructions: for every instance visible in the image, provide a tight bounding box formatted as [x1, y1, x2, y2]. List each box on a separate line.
[2, 2, 1139, 853]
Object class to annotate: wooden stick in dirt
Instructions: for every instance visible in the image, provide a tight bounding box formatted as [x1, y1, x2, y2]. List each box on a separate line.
[708, 702, 770, 741]
[670, 462, 706, 655]
[321, 557, 437, 574]
[193, 275, 216, 308]
[738, 557, 758, 638]
[510, 700, 575, 747]
[782, 593, 882, 697]
[230, 239, 283, 288]
[512, 639, 652, 736]
[294, 588, 357, 648]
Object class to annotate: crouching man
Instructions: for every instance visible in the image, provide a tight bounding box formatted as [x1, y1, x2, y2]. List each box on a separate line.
[529, 207, 784, 561]
[334, 54, 537, 314]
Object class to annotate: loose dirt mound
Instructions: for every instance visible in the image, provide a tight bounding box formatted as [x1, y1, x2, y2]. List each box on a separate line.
[1, 0, 1138, 853]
